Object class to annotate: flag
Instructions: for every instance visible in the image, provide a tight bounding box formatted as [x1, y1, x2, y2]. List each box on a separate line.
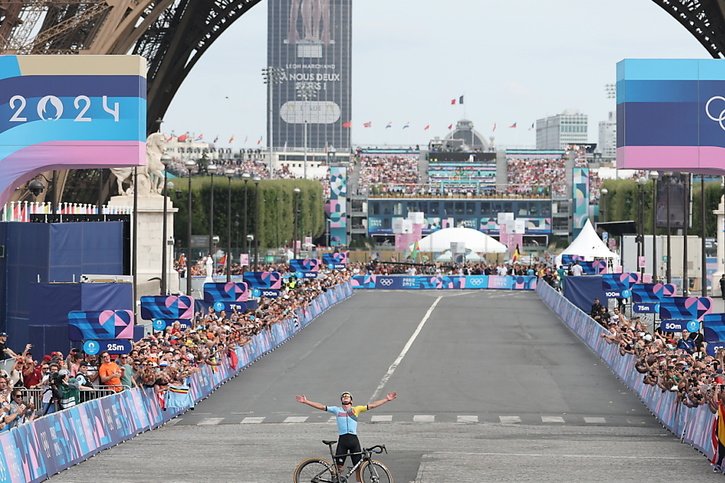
[177, 132, 189, 142]
[509, 122, 517, 128]
[450, 98, 457, 105]
[512, 244, 521, 263]
[257, 136, 263, 145]
[195, 133, 204, 141]
[458, 95, 464, 104]
[228, 135, 235, 144]
[528, 122, 535, 131]
[492, 123, 496, 132]
[402, 122, 410, 129]
[411, 241, 420, 260]
[424, 124, 430, 131]
[342, 121, 352, 128]
[363, 121, 372, 128]
[385, 122, 392, 129]
[448, 124, 453, 130]
[213, 135, 219, 143]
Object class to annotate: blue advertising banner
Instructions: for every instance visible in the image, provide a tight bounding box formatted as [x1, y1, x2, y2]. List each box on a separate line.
[203, 282, 249, 303]
[659, 296, 712, 321]
[601, 273, 639, 298]
[659, 319, 699, 333]
[632, 283, 677, 303]
[617, 58, 725, 172]
[252, 288, 281, 299]
[633, 302, 659, 314]
[243, 271, 282, 289]
[572, 167, 589, 238]
[703, 313, 725, 342]
[322, 252, 348, 269]
[351, 275, 537, 290]
[67, 309, 134, 341]
[289, 259, 320, 273]
[139, 295, 194, 321]
[211, 301, 256, 313]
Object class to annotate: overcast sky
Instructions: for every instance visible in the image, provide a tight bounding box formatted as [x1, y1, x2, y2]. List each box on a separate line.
[164, 0, 707, 149]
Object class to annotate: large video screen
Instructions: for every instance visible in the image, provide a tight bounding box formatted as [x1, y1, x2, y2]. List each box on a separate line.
[267, 0, 352, 150]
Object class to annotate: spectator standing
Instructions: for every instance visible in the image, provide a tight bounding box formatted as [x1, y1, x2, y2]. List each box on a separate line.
[570, 261, 584, 277]
[0, 333, 18, 359]
[118, 354, 136, 389]
[98, 352, 124, 392]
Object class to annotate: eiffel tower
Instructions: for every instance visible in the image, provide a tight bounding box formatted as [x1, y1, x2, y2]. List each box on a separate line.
[0, 0, 723, 204]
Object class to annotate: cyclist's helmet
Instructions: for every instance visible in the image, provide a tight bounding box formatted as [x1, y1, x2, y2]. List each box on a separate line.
[340, 391, 353, 402]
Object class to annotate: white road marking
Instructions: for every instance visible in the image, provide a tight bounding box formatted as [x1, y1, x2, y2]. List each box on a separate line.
[327, 416, 336, 423]
[584, 417, 607, 424]
[370, 296, 442, 403]
[413, 415, 435, 423]
[241, 417, 265, 424]
[499, 416, 521, 424]
[457, 415, 478, 423]
[284, 416, 308, 423]
[541, 416, 565, 423]
[429, 451, 702, 461]
[371, 415, 393, 423]
[197, 418, 224, 426]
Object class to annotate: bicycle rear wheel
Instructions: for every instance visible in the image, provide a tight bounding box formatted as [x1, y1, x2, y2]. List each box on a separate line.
[359, 460, 394, 483]
[293, 458, 336, 483]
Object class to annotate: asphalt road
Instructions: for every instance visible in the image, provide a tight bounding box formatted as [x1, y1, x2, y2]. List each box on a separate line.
[52, 291, 720, 482]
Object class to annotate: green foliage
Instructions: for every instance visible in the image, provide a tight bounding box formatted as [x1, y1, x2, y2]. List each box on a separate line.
[601, 178, 722, 237]
[171, 177, 325, 250]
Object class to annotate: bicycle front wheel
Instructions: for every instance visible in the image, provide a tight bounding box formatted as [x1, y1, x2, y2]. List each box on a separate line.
[293, 458, 336, 483]
[359, 460, 394, 483]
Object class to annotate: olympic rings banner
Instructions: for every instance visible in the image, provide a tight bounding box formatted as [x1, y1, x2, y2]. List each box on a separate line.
[0, 55, 146, 207]
[537, 281, 716, 463]
[0, 282, 353, 482]
[617, 58, 725, 172]
[350, 274, 537, 290]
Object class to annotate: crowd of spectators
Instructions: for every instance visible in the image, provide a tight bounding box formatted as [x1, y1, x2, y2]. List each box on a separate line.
[596, 299, 723, 412]
[357, 154, 419, 196]
[0, 267, 352, 432]
[355, 259, 553, 278]
[507, 157, 567, 197]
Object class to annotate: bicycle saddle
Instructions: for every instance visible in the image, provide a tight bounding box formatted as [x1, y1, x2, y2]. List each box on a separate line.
[323, 440, 336, 445]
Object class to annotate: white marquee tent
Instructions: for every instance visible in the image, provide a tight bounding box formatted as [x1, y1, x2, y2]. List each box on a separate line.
[412, 227, 507, 254]
[560, 219, 618, 259]
[435, 249, 485, 262]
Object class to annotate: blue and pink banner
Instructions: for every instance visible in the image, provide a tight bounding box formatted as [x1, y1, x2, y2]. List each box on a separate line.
[658, 296, 712, 321]
[0, 55, 146, 207]
[617, 59, 725, 173]
[351, 275, 537, 290]
[139, 295, 194, 321]
[243, 271, 282, 290]
[289, 258, 320, 274]
[67, 309, 134, 341]
[322, 252, 348, 269]
[601, 272, 639, 298]
[203, 282, 249, 303]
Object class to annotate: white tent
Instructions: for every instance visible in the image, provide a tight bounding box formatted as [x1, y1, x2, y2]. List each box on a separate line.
[413, 227, 507, 254]
[560, 219, 618, 259]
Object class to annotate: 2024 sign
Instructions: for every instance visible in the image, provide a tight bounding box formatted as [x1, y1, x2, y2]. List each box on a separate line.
[8, 95, 120, 123]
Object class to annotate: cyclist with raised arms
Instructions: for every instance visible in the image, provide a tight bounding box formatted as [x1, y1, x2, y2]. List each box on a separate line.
[295, 391, 397, 482]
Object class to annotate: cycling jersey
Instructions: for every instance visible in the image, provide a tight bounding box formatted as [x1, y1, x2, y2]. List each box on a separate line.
[325, 404, 368, 435]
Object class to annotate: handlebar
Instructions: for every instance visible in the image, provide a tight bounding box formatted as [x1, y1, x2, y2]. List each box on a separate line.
[365, 444, 387, 454]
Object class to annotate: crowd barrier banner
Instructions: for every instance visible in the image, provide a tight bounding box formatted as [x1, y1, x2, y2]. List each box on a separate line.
[350, 274, 537, 290]
[0, 281, 354, 483]
[536, 281, 716, 462]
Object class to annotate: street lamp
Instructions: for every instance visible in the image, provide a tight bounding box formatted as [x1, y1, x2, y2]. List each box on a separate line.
[600, 188, 608, 222]
[161, 152, 172, 294]
[297, 83, 318, 180]
[184, 159, 197, 296]
[650, 171, 659, 282]
[208, 162, 218, 258]
[262, 67, 284, 179]
[225, 167, 236, 282]
[664, 172, 673, 283]
[253, 175, 262, 271]
[242, 172, 251, 258]
[293, 188, 301, 258]
[637, 176, 648, 277]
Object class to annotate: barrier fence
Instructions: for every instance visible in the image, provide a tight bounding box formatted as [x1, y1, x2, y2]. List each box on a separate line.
[0, 281, 354, 482]
[351, 274, 537, 290]
[536, 281, 716, 461]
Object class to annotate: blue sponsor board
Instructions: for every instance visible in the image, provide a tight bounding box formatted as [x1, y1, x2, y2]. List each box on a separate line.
[634, 302, 659, 314]
[252, 288, 281, 299]
[703, 313, 725, 342]
[707, 341, 725, 357]
[212, 301, 256, 313]
[297, 271, 318, 279]
[601, 273, 638, 299]
[85, 339, 132, 355]
[351, 275, 536, 290]
[659, 320, 700, 333]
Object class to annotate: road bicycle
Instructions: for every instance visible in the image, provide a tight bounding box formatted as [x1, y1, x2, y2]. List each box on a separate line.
[293, 439, 394, 483]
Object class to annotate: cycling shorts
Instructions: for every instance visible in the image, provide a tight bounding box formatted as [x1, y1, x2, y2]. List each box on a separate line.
[335, 433, 361, 466]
